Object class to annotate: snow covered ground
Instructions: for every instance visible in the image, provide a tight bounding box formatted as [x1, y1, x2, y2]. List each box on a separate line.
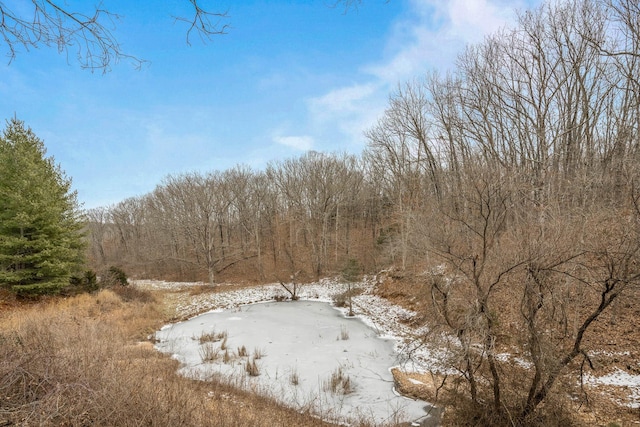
[155, 300, 437, 426]
[137, 278, 448, 373]
[137, 277, 640, 421]
[143, 278, 444, 425]
[585, 368, 640, 409]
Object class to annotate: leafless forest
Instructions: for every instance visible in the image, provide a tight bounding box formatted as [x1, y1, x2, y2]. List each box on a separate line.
[86, 0, 640, 423]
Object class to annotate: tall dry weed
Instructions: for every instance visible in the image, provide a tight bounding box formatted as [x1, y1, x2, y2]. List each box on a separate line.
[0, 289, 336, 427]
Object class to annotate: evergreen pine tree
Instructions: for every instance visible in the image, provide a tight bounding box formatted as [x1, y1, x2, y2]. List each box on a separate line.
[0, 118, 85, 296]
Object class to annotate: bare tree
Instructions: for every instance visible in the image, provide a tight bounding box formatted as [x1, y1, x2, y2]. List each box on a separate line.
[363, 0, 640, 422]
[86, 206, 110, 266]
[267, 152, 364, 279]
[364, 80, 441, 270]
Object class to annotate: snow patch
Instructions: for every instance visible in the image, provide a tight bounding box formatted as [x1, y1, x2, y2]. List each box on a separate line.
[586, 368, 640, 408]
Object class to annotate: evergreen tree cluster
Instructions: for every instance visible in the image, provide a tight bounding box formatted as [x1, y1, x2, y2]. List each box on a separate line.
[0, 118, 85, 296]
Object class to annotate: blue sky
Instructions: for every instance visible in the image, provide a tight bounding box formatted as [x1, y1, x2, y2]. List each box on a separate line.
[0, 0, 538, 209]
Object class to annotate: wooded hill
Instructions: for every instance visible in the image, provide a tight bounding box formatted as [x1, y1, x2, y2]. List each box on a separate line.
[86, 0, 640, 423]
[89, 0, 640, 287]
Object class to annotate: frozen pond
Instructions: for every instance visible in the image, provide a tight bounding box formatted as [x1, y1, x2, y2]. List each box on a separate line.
[155, 300, 437, 426]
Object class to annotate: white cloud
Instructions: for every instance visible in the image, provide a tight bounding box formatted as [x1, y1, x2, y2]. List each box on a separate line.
[446, 0, 513, 36]
[367, 0, 527, 82]
[273, 135, 314, 151]
[308, 82, 382, 131]
[310, 83, 378, 115]
[304, 0, 535, 151]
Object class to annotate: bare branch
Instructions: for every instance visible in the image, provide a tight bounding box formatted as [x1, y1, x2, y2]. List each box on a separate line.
[0, 1, 141, 71]
[172, 0, 229, 46]
[0, 0, 229, 72]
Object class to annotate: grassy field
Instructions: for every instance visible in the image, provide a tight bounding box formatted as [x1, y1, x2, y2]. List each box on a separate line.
[0, 287, 335, 427]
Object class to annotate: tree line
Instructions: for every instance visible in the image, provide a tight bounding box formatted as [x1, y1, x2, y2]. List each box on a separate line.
[90, 1, 640, 290]
[87, 152, 382, 284]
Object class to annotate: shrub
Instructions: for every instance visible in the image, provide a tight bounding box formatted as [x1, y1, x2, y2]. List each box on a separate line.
[111, 285, 155, 303]
[273, 293, 287, 302]
[68, 270, 99, 293]
[99, 266, 129, 287]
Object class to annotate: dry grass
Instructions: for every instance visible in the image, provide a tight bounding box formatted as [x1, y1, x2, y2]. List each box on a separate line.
[391, 368, 447, 403]
[290, 369, 300, 386]
[0, 289, 337, 427]
[198, 329, 228, 344]
[253, 347, 266, 359]
[188, 283, 219, 296]
[237, 345, 248, 357]
[324, 367, 353, 395]
[338, 325, 349, 341]
[199, 342, 221, 362]
[245, 358, 260, 377]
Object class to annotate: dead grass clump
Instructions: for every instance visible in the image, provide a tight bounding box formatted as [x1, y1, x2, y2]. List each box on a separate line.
[338, 325, 349, 340]
[220, 335, 228, 350]
[324, 367, 353, 395]
[199, 343, 221, 362]
[289, 370, 300, 386]
[237, 345, 248, 357]
[253, 347, 266, 359]
[198, 329, 228, 344]
[245, 358, 260, 376]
